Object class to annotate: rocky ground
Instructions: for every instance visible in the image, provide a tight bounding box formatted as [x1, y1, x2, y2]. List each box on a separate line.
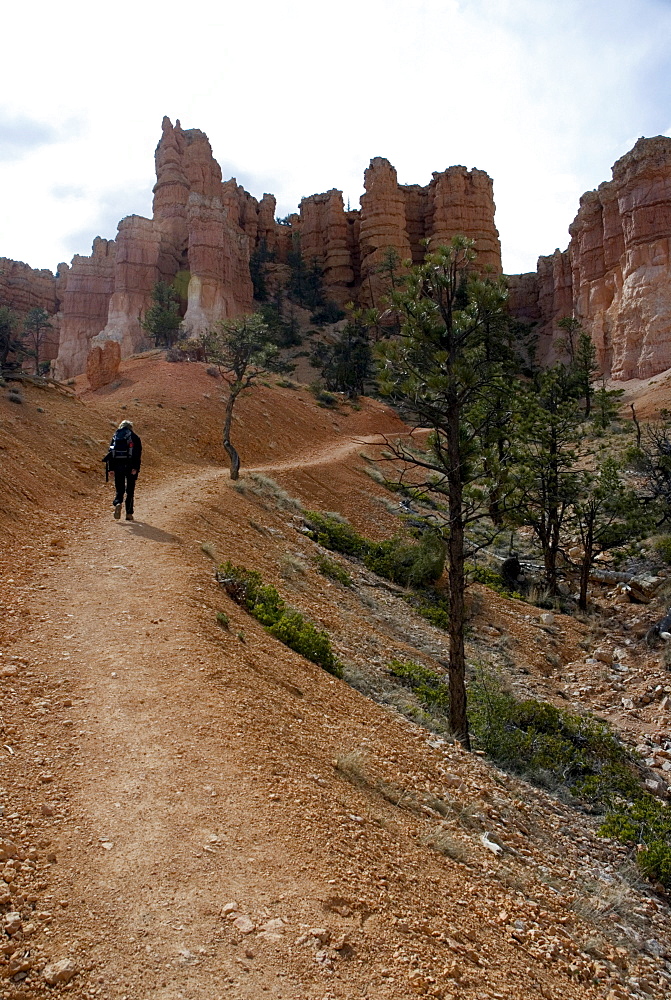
[1, 358, 671, 999]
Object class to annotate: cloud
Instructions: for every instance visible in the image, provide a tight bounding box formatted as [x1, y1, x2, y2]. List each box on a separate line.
[0, 113, 59, 162]
[63, 182, 153, 261]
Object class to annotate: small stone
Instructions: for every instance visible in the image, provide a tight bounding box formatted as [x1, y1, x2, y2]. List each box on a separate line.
[232, 914, 255, 935]
[0, 839, 19, 861]
[221, 901, 238, 916]
[3, 912, 22, 935]
[259, 918, 285, 933]
[308, 927, 330, 944]
[40, 804, 55, 817]
[540, 613, 555, 626]
[595, 648, 614, 665]
[42, 957, 78, 985]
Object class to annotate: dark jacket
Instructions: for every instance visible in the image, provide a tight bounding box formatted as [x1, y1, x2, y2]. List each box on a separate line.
[103, 430, 142, 472]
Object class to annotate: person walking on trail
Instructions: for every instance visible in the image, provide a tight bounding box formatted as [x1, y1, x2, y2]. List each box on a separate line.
[103, 419, 142, 521]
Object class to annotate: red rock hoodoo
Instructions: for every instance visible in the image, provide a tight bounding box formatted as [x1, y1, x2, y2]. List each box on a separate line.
[49, 119, 502, 384]
[2, 118, 503, 385]
[11, 119, 671, 387]
[509, 136, 671, 380]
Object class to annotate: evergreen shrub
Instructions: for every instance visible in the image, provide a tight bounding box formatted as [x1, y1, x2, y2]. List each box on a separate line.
[217, 561, 342, 676]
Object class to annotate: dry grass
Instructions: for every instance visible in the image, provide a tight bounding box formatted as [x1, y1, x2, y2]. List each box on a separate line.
[279, 552, 307, 581]
[421, 826, 473, 864]
[233, 473, 302, 511]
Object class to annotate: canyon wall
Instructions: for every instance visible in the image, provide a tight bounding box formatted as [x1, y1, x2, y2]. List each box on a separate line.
[0, 258, 62, 365]
[54, 117, 256, 381]
[301, 157, 502, 307]
[7, 121, 671, 385]
[510, 136, 671, 380]
[3, 118, 502, 384]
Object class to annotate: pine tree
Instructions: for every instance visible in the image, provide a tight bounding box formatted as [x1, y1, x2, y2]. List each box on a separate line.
[141, 282, 182, 347]
[378, 237, 515, 748]
[22, 307, 52, 375]
[512, 365, 582, 595]
[571, 459, 642, 609]
[199, 315, 291, 479]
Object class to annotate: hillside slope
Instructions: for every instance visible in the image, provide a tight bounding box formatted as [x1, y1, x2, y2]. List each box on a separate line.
[1, 358, 670, 1000]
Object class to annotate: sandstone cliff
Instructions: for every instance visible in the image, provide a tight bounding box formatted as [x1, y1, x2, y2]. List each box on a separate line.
[0, 258, 61, 364]
[298, 158, 502, 308]
[55, 117, 255, 382]
[39, 118, 502, 384]
[510, 136, 671, 380]
[11, 120, 671, 387]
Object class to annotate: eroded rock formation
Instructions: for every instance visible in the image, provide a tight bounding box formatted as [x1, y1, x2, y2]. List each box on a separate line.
[54, 117, 256, 383]
[30, 118, 503, 384]
[9, 119, 671, 385]
[510, 136, 671, 380]
[56, 238, 116, 379]
[86, 339, 121, 391]
[0, 258, 62, 363]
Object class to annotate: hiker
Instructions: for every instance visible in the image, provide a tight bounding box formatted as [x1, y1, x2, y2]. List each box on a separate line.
[103, 420, 142, 521]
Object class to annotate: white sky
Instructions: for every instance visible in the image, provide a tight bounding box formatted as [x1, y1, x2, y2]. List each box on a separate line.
[1, 0, 671, 276]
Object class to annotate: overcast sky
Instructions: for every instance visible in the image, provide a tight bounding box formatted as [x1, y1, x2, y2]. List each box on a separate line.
[2, 0, 671, 276]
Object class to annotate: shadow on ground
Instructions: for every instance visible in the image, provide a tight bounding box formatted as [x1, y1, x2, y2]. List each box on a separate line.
[123, 521, 182, 544]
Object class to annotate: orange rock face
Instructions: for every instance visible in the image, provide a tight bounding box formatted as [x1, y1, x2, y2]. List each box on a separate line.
[85, 339, 121, 391]
[298, 189, 355, 305]
[55, 238, 116, 379]
[55, 117, 255, 380]
[510, 136, 671, 380]
[0, 258, 61, 364]
[43, 117, 501, 378]
[290, 159, 501, 309]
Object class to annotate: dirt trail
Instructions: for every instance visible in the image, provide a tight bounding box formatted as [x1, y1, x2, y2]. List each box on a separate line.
[246, 434, 392, 475]
[13, 434, 397, 998]
[6, 401, 669, 1000]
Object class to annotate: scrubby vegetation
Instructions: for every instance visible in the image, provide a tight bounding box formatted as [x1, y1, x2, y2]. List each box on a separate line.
[216, 561, 342, 676]
[382, 660, 671, 887]
[304, 510, 445, 589]
[315, 554, 353, 587]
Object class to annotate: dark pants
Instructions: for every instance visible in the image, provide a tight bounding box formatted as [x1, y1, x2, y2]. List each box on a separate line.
[113, 466, 138, 516]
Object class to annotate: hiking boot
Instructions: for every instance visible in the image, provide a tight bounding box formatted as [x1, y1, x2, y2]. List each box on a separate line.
[126, 514, 134, 521]
[113, 503, 122, 520]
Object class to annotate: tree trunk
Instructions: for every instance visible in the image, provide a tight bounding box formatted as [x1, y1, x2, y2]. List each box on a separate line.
[543, 543, 558, 596]
[579, 521, 594, 611]
[223, 390, 241, 480]
[446, 405, 470, 750]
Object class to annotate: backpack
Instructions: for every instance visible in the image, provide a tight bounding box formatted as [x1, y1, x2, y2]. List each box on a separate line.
[111, 427, 133, 463]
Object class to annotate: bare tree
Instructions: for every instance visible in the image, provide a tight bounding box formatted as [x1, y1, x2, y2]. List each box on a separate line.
[201, 314, 291, 480]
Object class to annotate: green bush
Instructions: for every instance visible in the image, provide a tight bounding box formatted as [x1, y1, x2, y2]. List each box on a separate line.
[467, 563, 523, 601]
[216, 611, 230, 629]
[216, 561, 342, 676]
[468, 675, 640, 802]
[388, 659, 449, 711]
[655, 536, 671, 564]
[416, 600, 450, 630]
[310, 386, 339, 408]
[268, 611, 342, 676]
[316, 554, 353, 586]
[305, 511, 369, 559]
[304, 512, 445, 588]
